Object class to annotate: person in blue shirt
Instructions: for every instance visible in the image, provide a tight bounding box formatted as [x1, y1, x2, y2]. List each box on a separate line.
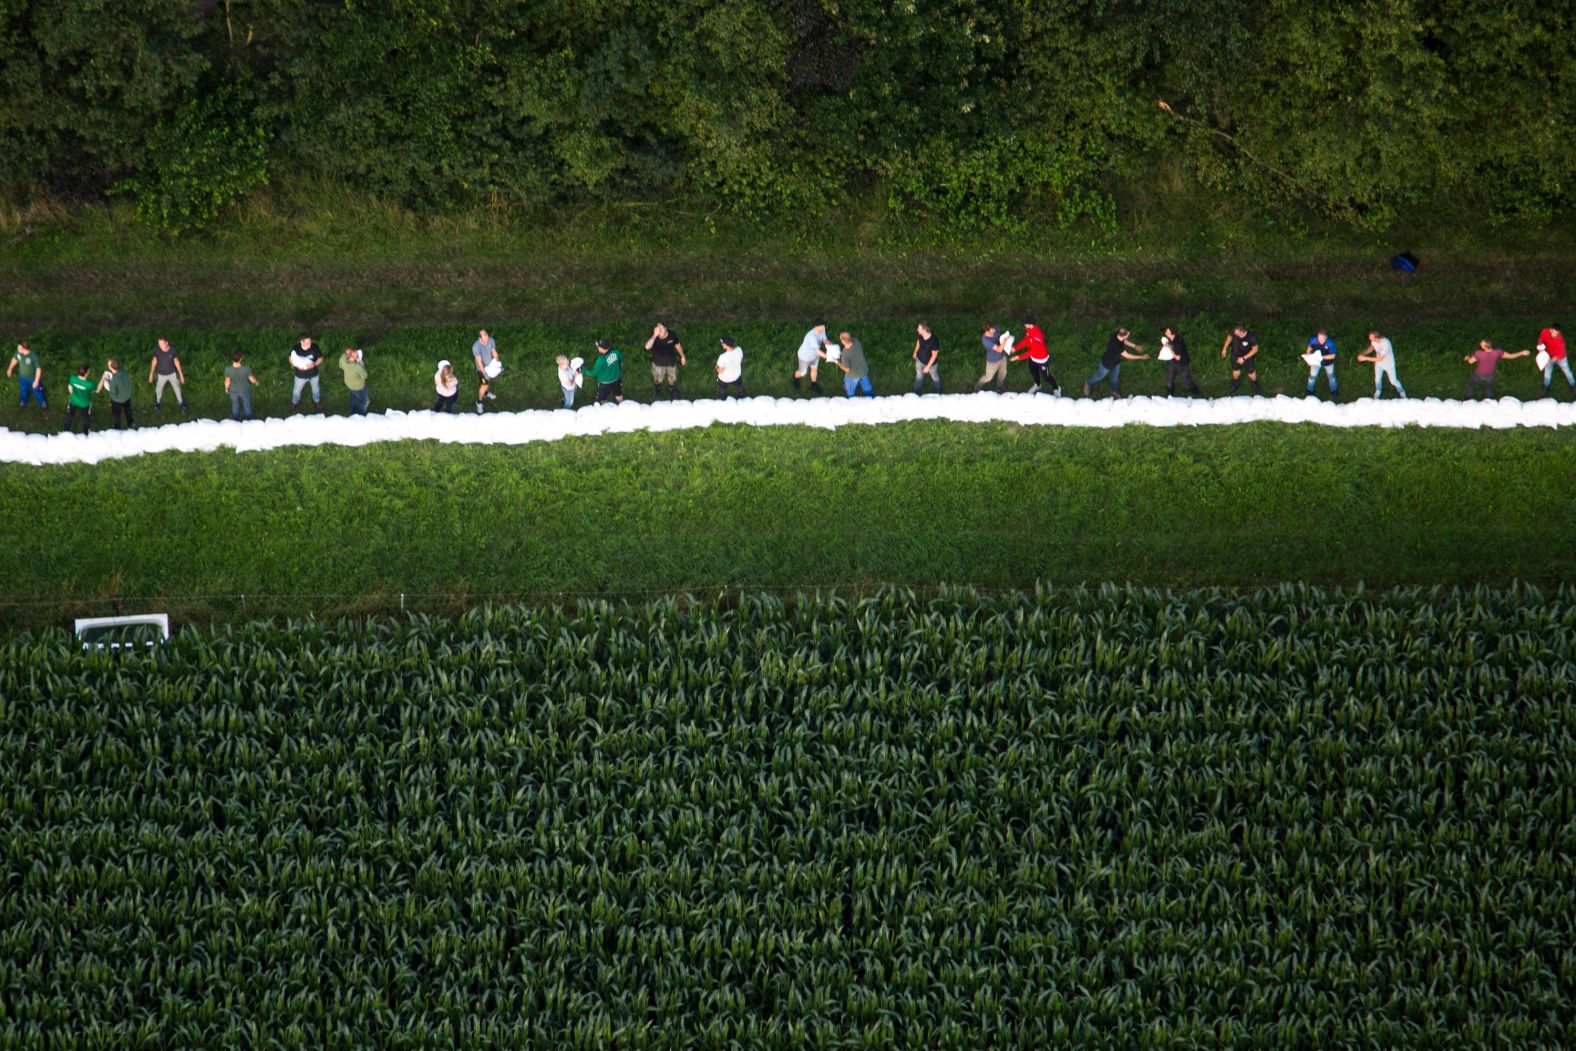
[1306, 329, 1338, 398]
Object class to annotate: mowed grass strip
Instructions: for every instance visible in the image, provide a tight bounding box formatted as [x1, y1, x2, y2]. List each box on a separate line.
[1, 422, 1571, 626]
[4, 192, 1574, 329]
[1, 317, 1568, 436]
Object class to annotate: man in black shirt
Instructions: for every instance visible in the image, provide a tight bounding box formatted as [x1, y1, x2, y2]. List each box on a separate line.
[289, 332, 325, 411]
[1162, 325, 1202, 397]
[912, 323, 941, 393]
[1219, 324, 1264, 396]
[645, 322, 686, 400]
[1082, 328, 1147, 398]
[147, 337, 188, 414]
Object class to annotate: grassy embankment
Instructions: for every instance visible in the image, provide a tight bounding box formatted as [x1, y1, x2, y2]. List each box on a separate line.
[2, 423, 1574, 627]
[2, 193, 1571, 627]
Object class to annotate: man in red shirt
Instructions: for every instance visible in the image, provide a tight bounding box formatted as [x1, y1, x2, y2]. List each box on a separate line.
[1537, 323, 1571, 399]
[1009, 315, 1059, 395]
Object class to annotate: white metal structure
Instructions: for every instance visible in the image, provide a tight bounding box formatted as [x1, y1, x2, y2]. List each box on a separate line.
[74, 614, 170, 651]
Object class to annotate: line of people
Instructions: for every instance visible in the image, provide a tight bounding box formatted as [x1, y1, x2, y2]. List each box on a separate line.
[7, 321, 1569, 434]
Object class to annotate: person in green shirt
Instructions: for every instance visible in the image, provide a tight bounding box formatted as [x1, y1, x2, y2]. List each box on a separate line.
[7, 341, 47, 410]
[585, 339, 625, 404]
[339, 347, 369, 416]
[65, 363, 95, 434]
[224, 350, 259, 420]
[96, 358, 134, 429]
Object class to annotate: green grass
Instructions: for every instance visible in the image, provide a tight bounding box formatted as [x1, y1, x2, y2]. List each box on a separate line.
[5, 586, 1573, 1047]
[3, 317, 1568, 436]
[3, 187, 1574, 330]
[3, 422, 1574, 627]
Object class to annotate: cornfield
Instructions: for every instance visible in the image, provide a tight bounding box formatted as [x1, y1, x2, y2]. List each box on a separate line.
[2, 585, 1572, 1049]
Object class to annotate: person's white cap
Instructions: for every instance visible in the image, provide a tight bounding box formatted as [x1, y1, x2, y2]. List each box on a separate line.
[437, 359, 451, 370]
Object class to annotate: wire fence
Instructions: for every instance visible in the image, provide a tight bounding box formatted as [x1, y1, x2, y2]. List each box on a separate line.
[6, 578, 1564, 634]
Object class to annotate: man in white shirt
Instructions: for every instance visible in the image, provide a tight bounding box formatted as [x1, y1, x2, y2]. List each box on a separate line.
[793, 319, 834, 394]
[716, 337, 745, 398]
[1357, 330, 1407, 399]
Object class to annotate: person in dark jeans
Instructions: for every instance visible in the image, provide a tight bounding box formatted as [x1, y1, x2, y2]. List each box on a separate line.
[1465, 340, 1527, 399]
[433, 360, 459, 412]
[911, 323, 942, 393]
[96, 357, 134, 428]
[1162, 326, 1201, 397]
[1083, 327, 1147, 398]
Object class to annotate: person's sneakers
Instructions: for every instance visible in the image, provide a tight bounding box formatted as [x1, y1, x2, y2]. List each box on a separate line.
[810, 382, 823, 394]
[792, 376, 801, 390]
[180, 403, 188, 414]
[485, 391, 496, 401]
[1081, 382, 1091, 397]
[153, 403, 161, 413]
[475, 402, 484, 414]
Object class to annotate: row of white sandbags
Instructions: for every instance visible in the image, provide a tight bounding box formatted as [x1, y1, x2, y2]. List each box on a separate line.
[3, 391, 1574, 466]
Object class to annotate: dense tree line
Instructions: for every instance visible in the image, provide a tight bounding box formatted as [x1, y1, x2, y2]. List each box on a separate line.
[1, 0, 1569, 233]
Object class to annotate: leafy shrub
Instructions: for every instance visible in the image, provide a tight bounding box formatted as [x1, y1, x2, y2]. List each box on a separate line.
[884, 132, 1117, 238]
[116, 88, 269, 236]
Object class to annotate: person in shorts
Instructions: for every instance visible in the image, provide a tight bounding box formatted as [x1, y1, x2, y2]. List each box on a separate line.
[793, 320, 834, 394]
[1219, 324, 1263, 396]
[586, 339, 625, 404]
[716, 337, 746, 398]
[472, 329, 499, 413]
[645, 323, 686, 400]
